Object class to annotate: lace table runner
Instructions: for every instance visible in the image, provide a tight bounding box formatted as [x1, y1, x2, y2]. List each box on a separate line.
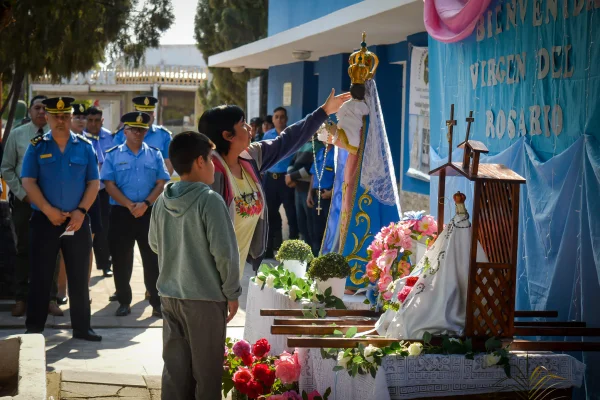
[299, 349, 585, 400]
[243, 281, 370, 355]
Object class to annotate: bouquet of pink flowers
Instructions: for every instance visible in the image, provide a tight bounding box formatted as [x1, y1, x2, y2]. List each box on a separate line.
[224, 338, 302, 399]
[366, 211, 437, 302]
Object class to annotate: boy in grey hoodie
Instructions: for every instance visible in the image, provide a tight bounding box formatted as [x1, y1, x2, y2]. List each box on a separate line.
[149, 131, 241, 400]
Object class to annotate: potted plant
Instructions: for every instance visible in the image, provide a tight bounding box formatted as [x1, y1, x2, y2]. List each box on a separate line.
[275, 240, 314, 278]
[307, 253, 351, 298]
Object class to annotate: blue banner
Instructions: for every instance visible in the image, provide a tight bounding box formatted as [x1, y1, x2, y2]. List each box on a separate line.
[429, 0, 600, 161]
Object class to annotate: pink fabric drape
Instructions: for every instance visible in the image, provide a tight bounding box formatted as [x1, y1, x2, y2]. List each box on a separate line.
[424, 0, 491, 43]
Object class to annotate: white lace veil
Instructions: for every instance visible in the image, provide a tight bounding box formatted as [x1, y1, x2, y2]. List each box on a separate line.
[361, 80, 401, 213]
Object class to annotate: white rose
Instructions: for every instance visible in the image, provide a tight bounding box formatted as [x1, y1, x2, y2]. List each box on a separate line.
[407, 342, 423, 356]
[482, 353, 501, 368]
[337, 351, 352, 369]
[266, 275, 276, 288]
[289, 285, 301, 301]
[363, 344, 380, 363]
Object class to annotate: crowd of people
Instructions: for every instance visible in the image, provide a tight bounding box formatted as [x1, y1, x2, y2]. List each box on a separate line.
[0, 89, 350, 397]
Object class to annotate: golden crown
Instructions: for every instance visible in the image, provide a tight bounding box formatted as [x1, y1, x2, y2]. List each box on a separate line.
[348, 32, 379, 85]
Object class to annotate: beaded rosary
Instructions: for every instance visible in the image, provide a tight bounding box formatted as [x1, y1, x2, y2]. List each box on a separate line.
[311, 120, 336, 215]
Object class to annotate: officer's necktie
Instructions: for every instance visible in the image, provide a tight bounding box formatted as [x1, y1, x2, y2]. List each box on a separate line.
[37, 128, 44, 136]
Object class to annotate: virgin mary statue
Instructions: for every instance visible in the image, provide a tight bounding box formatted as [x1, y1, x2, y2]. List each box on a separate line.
[318, 33, 401, 291]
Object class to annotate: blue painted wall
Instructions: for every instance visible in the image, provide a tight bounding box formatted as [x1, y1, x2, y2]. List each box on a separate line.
[267, 62, 318, 123]
[314, 54, 351, 105]
[268, 0, 362, 36]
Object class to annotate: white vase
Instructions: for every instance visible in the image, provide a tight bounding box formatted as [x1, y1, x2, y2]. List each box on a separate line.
[282, 260, 307, 278]
[315, 277, 346, 299]
[409, 240, 428, 265]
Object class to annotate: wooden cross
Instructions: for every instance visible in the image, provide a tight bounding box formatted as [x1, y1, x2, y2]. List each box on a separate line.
[446, 104, 457, 163]
[465, 110, 474, 142]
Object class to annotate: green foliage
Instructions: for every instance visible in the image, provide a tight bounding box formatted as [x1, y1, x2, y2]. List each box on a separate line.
[321, 332, 513, 379]
[0, 0, 174, 139]
[253, 264, 346, 310]
[276, 240, 314, 263]
[307, 253, 351, 281]
[194, 0, 268, 108]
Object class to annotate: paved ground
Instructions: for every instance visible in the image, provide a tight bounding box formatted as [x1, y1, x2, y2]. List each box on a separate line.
[0, 247, 261, 399]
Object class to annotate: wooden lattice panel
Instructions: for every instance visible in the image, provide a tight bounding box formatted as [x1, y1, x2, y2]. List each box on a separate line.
[471, 265, 512, 336]
[466, 180, 521, 339]
[476, 181, 515, 264]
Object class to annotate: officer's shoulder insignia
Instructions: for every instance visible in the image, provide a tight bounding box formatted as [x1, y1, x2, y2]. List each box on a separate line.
[156, 125, 172, 135]
[106, 145, 119, 153]
[30, 134, 43, 146]
[76, 134, 92, 145]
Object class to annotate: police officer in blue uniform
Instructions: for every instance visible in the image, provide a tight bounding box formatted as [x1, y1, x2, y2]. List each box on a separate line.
[86, 106, 114, 277]
[112, 96, 173, 175]
[101, 112, 170, 318]
[307, 142, 335, 256]
[21, 96, 101, 341]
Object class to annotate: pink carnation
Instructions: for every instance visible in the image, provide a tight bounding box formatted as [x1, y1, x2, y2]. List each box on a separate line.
[417, 215, 437, 236]
[366, 260, 380, 283]
[274, 351, 301, 384]
[376, 249, 398, 272]
[377, 274, 393, 293]
[397, 260, 411, 278]
[382, 290, 393, 301]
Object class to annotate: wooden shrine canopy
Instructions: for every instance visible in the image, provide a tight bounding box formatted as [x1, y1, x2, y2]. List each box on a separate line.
[261, 105, 600, 352]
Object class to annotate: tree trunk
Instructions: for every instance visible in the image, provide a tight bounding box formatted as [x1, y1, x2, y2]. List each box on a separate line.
[2, 70, 24, 144]
[0, 75, 16, 117]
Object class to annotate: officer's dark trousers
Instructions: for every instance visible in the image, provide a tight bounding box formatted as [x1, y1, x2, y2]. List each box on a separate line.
[308, 191, 332, 256]
[263, 172, 298, 256]
[26, 211, 92, 333]
[109, 205, 160, 309]
[92, 189, 111, 270]
[11, 197, 59, 302]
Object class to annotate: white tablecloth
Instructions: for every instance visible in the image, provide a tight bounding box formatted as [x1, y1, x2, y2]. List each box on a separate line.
[243, 281, 371, 355]
[299, 350, 585, 400]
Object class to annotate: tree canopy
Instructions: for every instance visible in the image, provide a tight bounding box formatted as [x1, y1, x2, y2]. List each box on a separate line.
[0, 0, 174, 140]
[194, 0, 268, 109]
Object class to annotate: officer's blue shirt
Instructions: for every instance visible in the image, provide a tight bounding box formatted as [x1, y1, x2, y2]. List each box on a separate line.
[262, 128, 293, 174]
[113, 124, 172, 159]
[101, 142, 170, 205]
[84, 132, 105, 165]
[310, 146, 335, 190]
[21, 132, 100, 212]
[98, 127, 114, 155]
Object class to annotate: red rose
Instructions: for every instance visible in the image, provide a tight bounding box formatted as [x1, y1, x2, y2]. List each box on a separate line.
[245, 379, 266, 399]
[252, 363, 276, 388]
[242, 353, 255, 367]
[232, 367, 252, 394]
[252, 338, 271, 358]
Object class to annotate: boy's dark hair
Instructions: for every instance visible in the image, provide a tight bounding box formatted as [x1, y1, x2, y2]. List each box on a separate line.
[30, 95, 47, 108]
[273, 107, 287, 116]
[197, 105, 245, 155]
[86, 106, 103, 116]
[169, 131, 216, 175]
[263, 115, 273, 125]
